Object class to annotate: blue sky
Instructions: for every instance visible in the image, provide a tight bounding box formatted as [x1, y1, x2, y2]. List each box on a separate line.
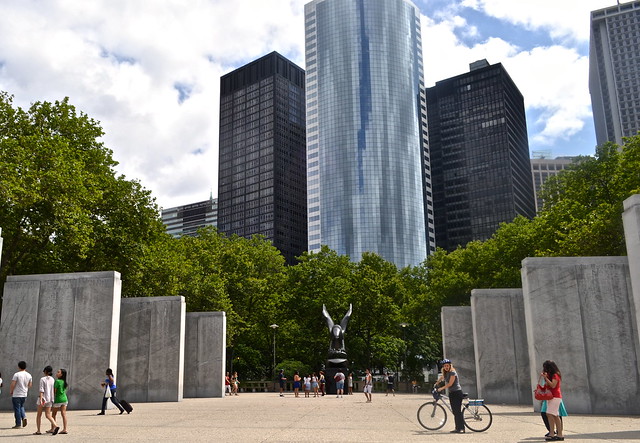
[0, 0, 616, 208]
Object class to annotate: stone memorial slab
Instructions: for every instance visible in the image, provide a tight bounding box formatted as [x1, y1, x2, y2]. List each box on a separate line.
[118, 296, 186, 403]
[623, 194, 640, 356]
[471, 289, 531, 404]
[521, 256, 639, 414]
[441, 306, 477, 398]
[184, 311, 226, 398]
[0, 271, 121, 411]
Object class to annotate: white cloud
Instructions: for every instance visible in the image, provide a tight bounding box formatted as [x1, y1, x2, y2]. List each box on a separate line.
[460, 0, 609, 42]
[0, 0, 305, 209]
[421, 8, 594, 153]
[0, 0, 600, 210]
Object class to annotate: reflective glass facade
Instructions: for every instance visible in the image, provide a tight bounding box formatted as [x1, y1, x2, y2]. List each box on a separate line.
[426, 61, 536, 252]
[305, 0, 433, 268]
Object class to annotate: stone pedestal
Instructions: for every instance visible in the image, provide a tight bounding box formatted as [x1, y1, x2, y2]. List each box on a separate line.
[521, 256, 639, 414]
[118, 296, 185, 402]
[324, 367, 348, 395]
[471, 289, 531, 404]
[0, 271, 121, 411]
[184, 312, 226, 398]
[441, 306, 477, 397]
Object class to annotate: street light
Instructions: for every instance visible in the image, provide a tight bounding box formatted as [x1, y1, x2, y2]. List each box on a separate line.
[270, 324, 279, 375]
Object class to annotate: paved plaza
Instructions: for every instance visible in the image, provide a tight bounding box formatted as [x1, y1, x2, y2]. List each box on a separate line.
[1, 392, 639, 442]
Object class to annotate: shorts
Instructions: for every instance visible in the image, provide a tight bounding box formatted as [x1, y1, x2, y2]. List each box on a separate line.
[53, 402, 68, 408]
[336, 381, 344, 390]
[38, 401, 53, 408]
[363, 385, 372, 394]
[546, 397, 562, 416]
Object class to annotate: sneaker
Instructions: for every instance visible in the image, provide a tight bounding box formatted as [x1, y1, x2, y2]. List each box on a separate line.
[12, 425, 22, 429]
[22, 418, 27, 427]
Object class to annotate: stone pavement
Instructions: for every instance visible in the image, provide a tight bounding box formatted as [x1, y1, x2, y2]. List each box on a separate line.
[1, 392, 639, 442]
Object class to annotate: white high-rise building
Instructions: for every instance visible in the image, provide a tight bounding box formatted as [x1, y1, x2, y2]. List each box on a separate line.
[589, 1, 640, 146]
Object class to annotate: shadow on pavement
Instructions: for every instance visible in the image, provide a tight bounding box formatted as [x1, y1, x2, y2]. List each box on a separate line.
[517, 430, 640, 441]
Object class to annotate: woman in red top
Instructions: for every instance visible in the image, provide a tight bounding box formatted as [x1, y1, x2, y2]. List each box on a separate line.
[541, 360, 564, 441]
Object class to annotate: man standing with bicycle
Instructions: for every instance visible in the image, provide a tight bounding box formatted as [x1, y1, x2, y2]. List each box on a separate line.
[436, 359, 465, 433]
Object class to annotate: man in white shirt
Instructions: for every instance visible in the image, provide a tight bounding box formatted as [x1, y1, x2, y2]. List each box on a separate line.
[10, 361, 33, 429]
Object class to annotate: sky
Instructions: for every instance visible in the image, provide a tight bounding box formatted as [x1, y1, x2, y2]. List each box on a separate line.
[0, 0, 616, 209]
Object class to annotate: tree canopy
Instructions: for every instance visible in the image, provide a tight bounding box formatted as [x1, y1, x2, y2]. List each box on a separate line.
[0, 92, 165, 282]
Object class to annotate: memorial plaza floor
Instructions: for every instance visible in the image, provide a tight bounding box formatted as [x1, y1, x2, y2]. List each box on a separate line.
[1, 392, 639, 442]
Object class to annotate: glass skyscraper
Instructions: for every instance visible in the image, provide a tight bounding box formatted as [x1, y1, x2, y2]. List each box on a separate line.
[304, 0, 434, 268]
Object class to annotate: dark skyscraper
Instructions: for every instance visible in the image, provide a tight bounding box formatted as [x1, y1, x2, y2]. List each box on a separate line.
[217, 52, 307, 264]
[426, 60, 536, 252]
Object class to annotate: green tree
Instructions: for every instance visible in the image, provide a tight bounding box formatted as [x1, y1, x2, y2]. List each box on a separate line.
[283, 246, 354, 369]
[0, 92, 164, 284]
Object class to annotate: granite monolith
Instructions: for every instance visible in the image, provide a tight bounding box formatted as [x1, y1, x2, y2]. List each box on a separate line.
[117, 296, 186, 403]
[184, 311, 226, 398]
[471, 289, 531, 404]
[0, 271, 121, 411]
[521, 256, 639, 414]
[441, 306, 477, 398]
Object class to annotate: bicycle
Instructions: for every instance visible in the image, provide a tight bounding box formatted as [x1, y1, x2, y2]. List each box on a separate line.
[417, 388, 493, 432]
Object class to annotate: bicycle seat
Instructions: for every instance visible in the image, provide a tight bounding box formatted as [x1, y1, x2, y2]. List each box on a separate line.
[462, 393, 469, 398]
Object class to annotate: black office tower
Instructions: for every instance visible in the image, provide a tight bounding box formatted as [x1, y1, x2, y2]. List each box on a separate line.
[426, 59, 536, 252]
[217, 52, 307, 264]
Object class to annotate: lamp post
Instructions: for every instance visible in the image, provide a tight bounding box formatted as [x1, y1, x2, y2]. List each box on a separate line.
[400, 323, 409, 381]
[270, 324, 279, 375]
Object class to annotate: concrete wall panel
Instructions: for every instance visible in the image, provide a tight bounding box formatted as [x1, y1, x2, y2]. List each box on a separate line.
[522, 257, 639, 414]
[471, 289, 531, 404]
[184, 312, 226, 398]
[441, 306, 477, 398]
[0, 272, 121, 411]
[118, 296, 185, 403]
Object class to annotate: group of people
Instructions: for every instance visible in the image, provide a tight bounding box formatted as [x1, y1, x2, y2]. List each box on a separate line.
[7, 361, 69, 435]
[291, 371, 328, 397]
[434, 358, 565, 440]
[224, 372, 240, 396]
[6, 361, 134, 435]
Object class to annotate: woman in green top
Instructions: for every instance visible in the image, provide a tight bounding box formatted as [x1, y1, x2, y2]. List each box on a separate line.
[52, 369, 69, 435]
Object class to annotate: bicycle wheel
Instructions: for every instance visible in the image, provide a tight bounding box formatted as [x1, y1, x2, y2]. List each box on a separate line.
[417, 401, 447, 430]
[463, 403, 493, 432]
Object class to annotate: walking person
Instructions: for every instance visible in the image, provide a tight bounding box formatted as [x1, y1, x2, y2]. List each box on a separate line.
[52, 369, 69, 435]
[278, 369, 286, 397]
[363, 368, 373, 402]
[348, 373, 353, 395]
[435, 359, 465, 433]
[34, 366, 59, 435]
[98, 368, 125, 415]
[334, 369, 345, 398]
[541, 360, 564, 441]
[385, 372, 395, 396]
[10, 360, 32, 429]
